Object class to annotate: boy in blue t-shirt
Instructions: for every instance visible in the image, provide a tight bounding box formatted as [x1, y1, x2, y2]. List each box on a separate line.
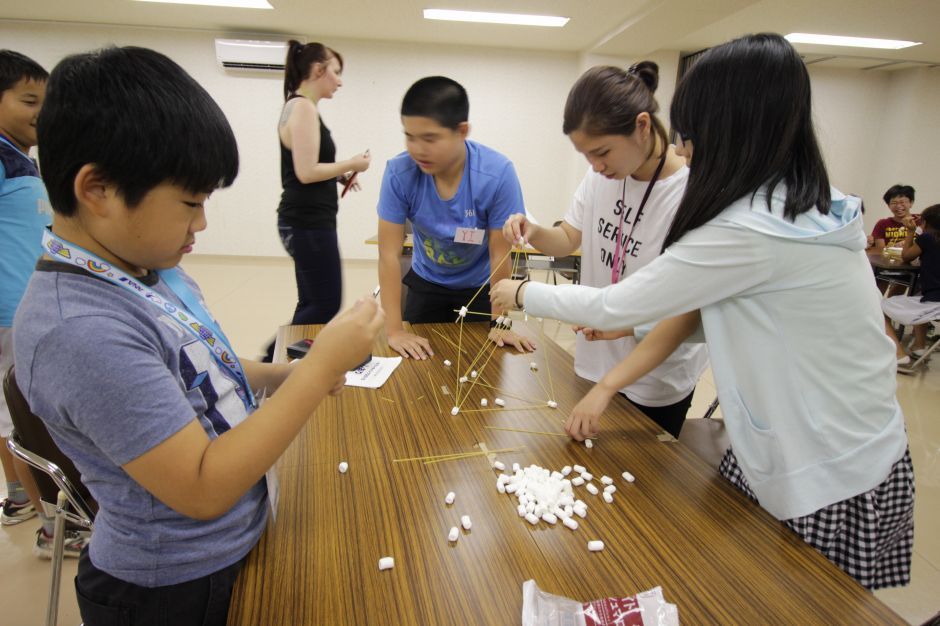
[0, 50, 57, 544]
[14, 46, 383, 625]
[883, 203, 940, 365]
[377, 76, 535, 359]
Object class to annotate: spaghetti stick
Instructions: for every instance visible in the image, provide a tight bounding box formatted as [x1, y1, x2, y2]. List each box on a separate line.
[472, 381, 544, 405]
[459, 316, 511, 385]
[393, 446, 523, 463]
[460, 404, 550, 413]
[455, 318, 464, 404]
[484, 426, 569, 438]
[464, 244, 515, 311]
[537, 319, 556, 400]
[451, 309, 492, 317]
[456, 328, 506, 411]
[427, 370, 443, 414]
[429, 328, 474, 361]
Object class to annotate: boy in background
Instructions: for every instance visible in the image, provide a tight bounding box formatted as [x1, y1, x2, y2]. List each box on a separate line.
[377, 76, 534, 359]
[0, 49, 72, 556]
[871, 184, 920, 251]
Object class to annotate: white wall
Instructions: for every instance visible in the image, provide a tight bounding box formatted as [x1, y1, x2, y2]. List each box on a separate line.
[5, 17, 938, 251]
[0, 20, 580, 259]
[868, 67, 940, 222]
[808, 65, 890, 228]
[808, 65, 940, 231]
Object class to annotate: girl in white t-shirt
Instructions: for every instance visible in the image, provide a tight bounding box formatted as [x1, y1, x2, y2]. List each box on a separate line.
[503, 62, 707, 438]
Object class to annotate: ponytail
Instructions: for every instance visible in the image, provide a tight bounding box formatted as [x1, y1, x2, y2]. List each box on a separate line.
[563, 62, 667, 156]
[283, 40, 344, 101]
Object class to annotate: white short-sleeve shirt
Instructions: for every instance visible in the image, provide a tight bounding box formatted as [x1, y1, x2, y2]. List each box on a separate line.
[564, 166, 708, 406]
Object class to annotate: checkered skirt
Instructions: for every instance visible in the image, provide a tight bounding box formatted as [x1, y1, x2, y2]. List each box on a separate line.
[719, 447, 914, 590]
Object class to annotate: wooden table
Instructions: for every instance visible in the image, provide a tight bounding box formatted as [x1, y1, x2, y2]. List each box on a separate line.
[869, 250, 921, 292]
[228, 323, 905, 625]
[868, 250, 921, 273]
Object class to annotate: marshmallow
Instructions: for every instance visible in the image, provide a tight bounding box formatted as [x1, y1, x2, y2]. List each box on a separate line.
[588, 540, 605, 552]
[622, 471, 635, 483]
[448, 526, 459, 542]
[378, 557, 394, 570]
[461, 515, 472, 530]
[444, 491, 455, 505]
[337, 461, 348, 474]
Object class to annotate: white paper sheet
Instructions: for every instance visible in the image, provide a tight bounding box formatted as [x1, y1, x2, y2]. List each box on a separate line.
[344, 356, 402, 389]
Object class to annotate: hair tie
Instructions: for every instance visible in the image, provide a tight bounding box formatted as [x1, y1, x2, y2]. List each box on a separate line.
[627, 64, 638, 75]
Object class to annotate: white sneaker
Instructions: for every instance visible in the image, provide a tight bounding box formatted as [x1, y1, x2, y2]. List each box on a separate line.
[897, 355, 911, 366]
[33, 528, 90, 560]
[911, 347, 927, 357]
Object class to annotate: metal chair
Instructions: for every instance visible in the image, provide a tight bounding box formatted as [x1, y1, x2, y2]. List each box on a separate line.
[898, 320, 940, 375]
[3, 366, 95, 626]
[515, 221, 581, 284]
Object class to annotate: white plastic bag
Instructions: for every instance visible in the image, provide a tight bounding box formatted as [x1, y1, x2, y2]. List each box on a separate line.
[521, 579, 679, 626]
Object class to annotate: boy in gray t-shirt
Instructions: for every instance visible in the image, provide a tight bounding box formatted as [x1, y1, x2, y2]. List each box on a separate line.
[14, 47, 382, 625]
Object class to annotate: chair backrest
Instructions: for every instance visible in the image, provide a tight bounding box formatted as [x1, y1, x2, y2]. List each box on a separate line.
[2, 366, 97, 519]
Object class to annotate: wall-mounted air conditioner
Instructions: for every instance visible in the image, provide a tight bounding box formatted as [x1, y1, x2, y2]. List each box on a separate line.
[215, 39, 293, 71]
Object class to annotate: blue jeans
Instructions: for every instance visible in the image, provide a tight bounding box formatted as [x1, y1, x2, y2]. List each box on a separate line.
[278, 222, 342, 324]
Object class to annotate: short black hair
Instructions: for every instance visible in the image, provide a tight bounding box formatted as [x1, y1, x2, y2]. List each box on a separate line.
[882, 184, 914, 205]
[665, 33, 830, 250]
[921, 204, 940, 231]
[0, 50, 48, 95]
[38, 46, 238, 216]
[400, 76, 468, 129]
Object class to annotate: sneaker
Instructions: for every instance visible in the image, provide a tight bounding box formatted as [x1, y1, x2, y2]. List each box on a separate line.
[33, 528, 89, 560]
[897, 355, 911, 366]
[911, 347, 927, 358]
[1, 498, 37, 525]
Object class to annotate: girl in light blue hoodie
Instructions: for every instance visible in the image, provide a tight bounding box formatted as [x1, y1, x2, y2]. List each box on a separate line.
[491, 33, 913, 590]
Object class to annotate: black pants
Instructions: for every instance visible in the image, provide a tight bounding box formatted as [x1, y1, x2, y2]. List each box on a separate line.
[75, 549, 244, 626]
[623, 389, 695, 439]
[263, 223, 343, 362]
[402, 269, 490, 324]
[278, 222, 342, 325]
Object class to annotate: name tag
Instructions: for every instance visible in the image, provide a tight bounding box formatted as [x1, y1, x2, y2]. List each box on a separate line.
[455, 227, 485, 245]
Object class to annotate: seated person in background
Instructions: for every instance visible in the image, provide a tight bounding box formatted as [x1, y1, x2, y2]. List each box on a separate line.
[376, 76, 534, 359]
[883, 204, 940, 365]
[871, 184, 920, 252]
[14, 46, 382, 625]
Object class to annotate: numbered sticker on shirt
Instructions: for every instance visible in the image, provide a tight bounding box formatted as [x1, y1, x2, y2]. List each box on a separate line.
[454, 227, 485, 245]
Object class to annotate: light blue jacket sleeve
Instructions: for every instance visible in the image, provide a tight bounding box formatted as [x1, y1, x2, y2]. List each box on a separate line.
[524, 221, 775, 330]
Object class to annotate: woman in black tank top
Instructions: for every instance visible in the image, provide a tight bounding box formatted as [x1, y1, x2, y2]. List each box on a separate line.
[271, 41, 371, 348]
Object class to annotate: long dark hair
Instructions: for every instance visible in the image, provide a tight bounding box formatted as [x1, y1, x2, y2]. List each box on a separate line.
[664, 33, 831, 250]
[283, 40, 343, 101]
[563, 62, 668, 158]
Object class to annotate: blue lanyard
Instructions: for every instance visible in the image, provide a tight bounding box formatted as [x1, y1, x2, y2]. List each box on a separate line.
[41, 228, 257, 410]
[0, 135, 35, 166]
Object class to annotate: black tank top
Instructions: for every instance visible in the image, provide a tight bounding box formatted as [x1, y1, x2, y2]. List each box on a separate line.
[277, 102, 338, 230]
